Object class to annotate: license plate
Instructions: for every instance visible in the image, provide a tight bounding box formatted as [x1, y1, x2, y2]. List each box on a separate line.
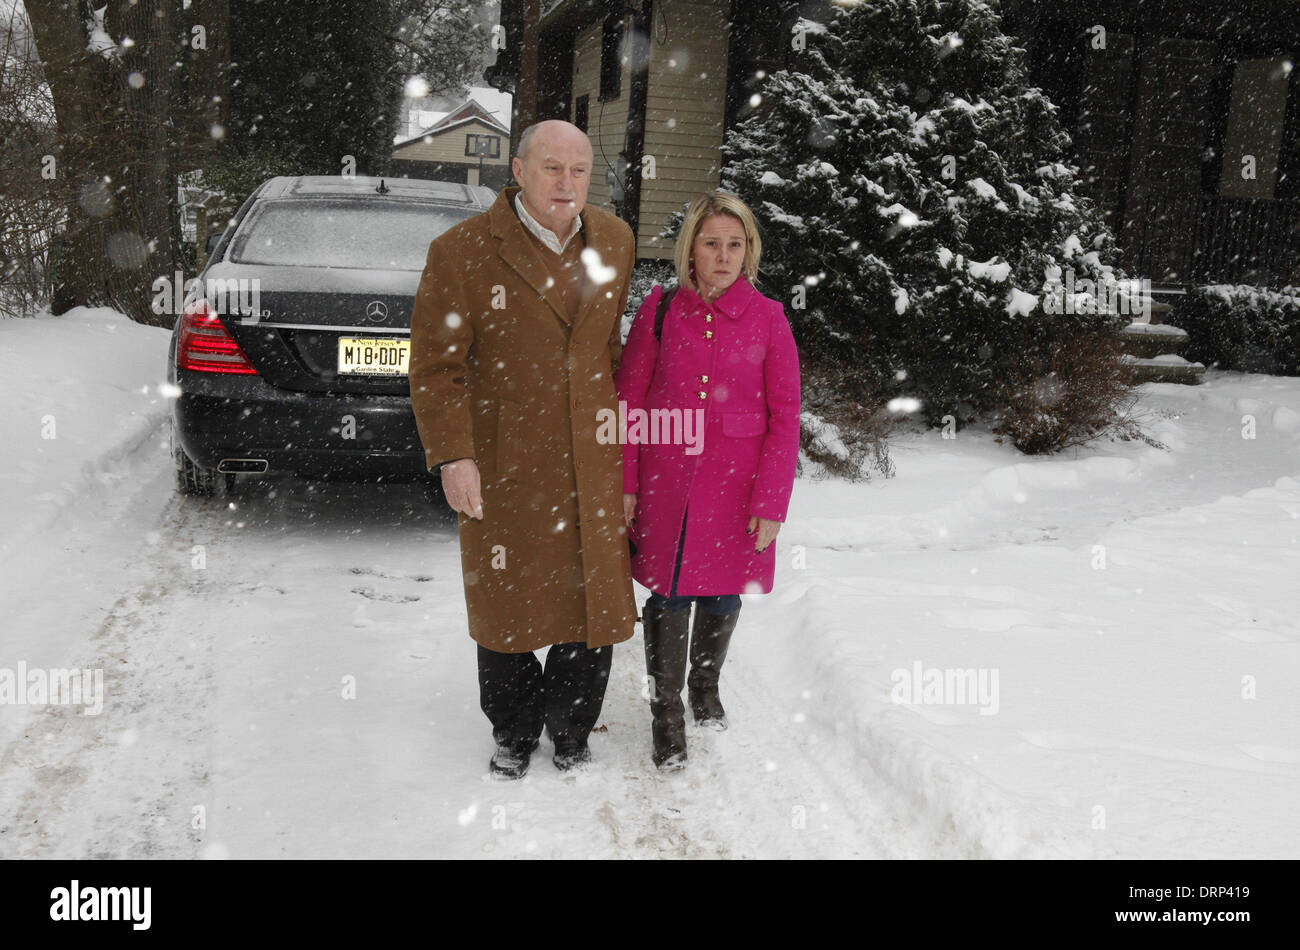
[337, 337, 410, 376]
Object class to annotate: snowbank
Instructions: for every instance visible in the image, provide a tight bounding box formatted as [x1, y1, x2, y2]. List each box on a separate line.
[766, 374, 1300, 856]
[0, 308, 172, 553]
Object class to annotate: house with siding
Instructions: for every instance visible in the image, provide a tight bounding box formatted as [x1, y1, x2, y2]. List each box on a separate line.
[492, 0, 1297, 294]
[1000, 0, 1299, 292]
[390, 97, 512, 190]
[486, 0, 788, 262]
[527, 0, 740, 261]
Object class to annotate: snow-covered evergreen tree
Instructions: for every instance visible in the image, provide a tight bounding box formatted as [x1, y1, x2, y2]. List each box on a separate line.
[722, 0, 1131, 440]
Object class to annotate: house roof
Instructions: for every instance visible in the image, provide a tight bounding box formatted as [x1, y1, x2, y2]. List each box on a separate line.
[393, 97, 510, 149]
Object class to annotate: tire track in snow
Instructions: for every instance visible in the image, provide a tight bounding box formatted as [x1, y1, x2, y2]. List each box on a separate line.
[2, 428, 956, 859]
[0, 467, 215, 859]
[690, 627, 962, 858]
[569, 611, 958, 859]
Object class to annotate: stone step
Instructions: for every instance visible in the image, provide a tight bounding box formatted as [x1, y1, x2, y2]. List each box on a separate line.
[1116, 321, 1190, 359]
[1121, 353, 1206, 384]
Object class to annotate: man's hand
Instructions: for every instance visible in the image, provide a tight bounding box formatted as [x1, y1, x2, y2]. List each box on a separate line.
[441, 459, 484, 519]
[746, 516, 781, 553]
[623, 493, 637, 529]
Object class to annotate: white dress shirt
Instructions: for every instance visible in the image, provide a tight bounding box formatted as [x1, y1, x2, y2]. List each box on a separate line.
[514, 192, 583, 254]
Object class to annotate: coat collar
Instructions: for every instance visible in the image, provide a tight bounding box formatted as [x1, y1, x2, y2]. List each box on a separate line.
[674, 273, 758, 320]
[489, 185, 618, 332]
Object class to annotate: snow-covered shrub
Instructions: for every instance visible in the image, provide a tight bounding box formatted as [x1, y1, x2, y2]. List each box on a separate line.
[1176, 285, 1300, 376]
[718, 0, 1135, 459]
[623, 258, 677, 322]
[800, 362, 894, 480]
[992, 327, 1155, 454]
[620, 258, 676, 345]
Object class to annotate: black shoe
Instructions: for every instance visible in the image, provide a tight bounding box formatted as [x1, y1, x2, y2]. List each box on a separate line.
[552, 742, 593, 771]
[688, 606, 740, 729]
[488, 739, 538, 780]
[643, 601, 691, 769]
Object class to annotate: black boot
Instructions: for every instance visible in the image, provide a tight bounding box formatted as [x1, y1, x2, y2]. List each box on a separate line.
[552, 742, 593, 772]
[488, 738, 539, 780]
[688, 605, 740, 729]
[642, 601, 691, 770]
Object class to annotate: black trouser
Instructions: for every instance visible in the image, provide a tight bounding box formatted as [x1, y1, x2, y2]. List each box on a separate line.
[477, 641, 613, 751]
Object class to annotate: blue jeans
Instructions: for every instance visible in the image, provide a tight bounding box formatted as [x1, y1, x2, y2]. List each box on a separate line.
[645, 508, 741, 616]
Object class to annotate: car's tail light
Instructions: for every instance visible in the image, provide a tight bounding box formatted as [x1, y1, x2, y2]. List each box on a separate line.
[177, 300, 258, 375]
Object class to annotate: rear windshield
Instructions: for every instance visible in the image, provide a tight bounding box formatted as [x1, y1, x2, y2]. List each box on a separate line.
[229, 199, 474, 270]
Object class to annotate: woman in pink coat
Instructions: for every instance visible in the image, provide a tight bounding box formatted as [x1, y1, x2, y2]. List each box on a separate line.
[615, 192, 801, 770]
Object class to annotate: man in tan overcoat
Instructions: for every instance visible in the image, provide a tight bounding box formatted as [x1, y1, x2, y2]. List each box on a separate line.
[409, 120, 638, 779]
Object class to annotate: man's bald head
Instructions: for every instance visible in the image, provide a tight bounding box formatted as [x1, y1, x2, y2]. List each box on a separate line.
[511, 120, 595, 238]
[516, 119, 593, 163]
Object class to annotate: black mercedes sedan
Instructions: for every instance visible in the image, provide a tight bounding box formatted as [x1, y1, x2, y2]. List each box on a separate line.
[168, 175, 494, 495]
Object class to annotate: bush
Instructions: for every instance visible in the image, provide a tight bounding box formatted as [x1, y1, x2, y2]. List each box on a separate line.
[622, 258, 677, 325]
[800, 363, 895, 480]
[199, 146, 303, 225]
[1176, 285, 1300, 375]
[992, 327, 1159, 454]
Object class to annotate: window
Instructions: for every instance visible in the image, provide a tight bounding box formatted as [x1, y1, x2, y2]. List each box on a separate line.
[574, 94, 590, 132]
[1219, 57, 1291, 200]
[599, 14, 623, 101]
[465, 134, 500, 158]
[230, 200, 474, 271]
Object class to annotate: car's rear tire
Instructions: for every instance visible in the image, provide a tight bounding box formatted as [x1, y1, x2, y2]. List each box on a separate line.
[172, 425, 217, 496]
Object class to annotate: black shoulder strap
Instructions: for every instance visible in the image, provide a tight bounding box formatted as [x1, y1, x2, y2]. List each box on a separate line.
[653, 287, 677, 342]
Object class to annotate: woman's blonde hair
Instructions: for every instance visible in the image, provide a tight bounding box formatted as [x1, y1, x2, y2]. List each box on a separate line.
[674, 191, 762, 292]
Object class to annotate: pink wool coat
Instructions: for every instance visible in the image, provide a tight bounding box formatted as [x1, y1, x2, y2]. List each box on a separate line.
[615, 275, 801, 597]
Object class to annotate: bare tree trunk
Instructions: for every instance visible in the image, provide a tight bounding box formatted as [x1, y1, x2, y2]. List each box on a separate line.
[105, 0, 177, 326]
[25, 0, 107, 314]
[27, 0, 189, 325]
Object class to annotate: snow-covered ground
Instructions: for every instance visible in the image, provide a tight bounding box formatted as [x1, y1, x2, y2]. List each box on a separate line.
[1, 307, 1296, 858]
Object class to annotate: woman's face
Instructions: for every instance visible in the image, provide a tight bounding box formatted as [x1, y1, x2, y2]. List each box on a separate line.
[691, 214, 747, 298]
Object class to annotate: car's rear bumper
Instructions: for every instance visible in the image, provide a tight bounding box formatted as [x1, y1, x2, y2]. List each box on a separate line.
[172, 369, 431, 480]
